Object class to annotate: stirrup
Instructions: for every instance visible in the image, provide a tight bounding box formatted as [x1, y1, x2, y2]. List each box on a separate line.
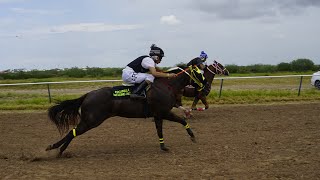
[130, 94, 146, 99]
[130, 91, 146, 99]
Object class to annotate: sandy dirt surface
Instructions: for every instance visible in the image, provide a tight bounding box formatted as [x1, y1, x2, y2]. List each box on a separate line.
[0, 102, 319, 179]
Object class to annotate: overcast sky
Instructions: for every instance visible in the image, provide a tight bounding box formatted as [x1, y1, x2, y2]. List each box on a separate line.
[1, 0, 320, 70]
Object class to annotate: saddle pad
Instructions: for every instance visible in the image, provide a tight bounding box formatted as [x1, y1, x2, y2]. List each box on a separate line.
[112, 85, 134, 98]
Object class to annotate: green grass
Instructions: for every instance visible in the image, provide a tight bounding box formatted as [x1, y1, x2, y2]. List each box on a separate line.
[230, 71, 315, 77]
[0, 77, 123, 90]
[0, 93, 82, 110]
[0, 74, 319, 110]
[180, 88, 320, 106]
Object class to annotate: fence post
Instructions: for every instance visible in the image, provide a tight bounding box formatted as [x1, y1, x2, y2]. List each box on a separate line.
[47, 84, 52, 103]
[298, 76, 303, 96]
[219, 79, 224, 98]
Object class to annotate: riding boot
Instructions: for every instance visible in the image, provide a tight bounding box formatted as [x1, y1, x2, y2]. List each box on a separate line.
[130, 81, 148, 99]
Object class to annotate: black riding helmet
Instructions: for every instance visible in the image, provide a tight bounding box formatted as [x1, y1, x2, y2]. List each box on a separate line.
[149, 44, 164, 59]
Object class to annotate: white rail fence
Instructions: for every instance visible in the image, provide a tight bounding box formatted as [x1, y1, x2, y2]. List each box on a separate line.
[0, 75, 315, 103]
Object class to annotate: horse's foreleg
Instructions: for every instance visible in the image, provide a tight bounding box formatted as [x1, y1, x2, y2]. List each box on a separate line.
[164, 112, 196, 143]
[191, 96, 200, 110]
[200, 96, 209, 109]
[154, 117, 169, 151]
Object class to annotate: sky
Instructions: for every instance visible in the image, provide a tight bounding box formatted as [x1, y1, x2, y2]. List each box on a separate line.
[1, 0, 320, 71]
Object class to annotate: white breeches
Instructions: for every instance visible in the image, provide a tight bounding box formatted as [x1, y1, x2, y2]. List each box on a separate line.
[122, 68, 155, 84]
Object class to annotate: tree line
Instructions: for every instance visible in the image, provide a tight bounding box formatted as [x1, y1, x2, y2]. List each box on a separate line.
[0, 58, 318, 80]
[224, 58, 319, 73]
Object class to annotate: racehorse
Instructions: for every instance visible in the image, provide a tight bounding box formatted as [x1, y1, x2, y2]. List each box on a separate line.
[176, 60, 229, 115]
[46, 66, 204, 156]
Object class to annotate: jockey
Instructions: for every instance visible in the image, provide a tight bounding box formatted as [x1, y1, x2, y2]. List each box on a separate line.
[186, 51, 209, 93]
[122, 44, 176, 99]
[187, 51, 208, 70]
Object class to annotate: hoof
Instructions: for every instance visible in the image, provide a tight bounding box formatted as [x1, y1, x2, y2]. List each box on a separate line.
[160, 144, 169, 151]
[161, 147, 169, 151]
[190, 136, 196, 143]
[45, 145, 52, 151]
[185, 114, 193, 119]
[184, 110, 193, 119]
[56, 153, 62, 158]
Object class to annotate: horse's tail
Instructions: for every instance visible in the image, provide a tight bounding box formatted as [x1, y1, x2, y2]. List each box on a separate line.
[48, 94, 87, 134]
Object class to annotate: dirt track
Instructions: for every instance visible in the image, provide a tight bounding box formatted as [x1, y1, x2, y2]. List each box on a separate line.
[1, 102, 320, 179]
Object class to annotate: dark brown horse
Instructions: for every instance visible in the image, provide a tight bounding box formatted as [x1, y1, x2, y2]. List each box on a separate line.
[46, 66, 204, 156]
[175, 60, 229, 115]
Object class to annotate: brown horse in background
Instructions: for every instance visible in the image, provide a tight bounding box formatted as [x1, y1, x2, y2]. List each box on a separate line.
[176, 60, 229, 116]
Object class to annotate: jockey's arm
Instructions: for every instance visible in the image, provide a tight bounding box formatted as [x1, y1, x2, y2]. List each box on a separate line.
[149, 67, 176, 78]
[198, 63, 206, 70]
[155, 67, 163, 72]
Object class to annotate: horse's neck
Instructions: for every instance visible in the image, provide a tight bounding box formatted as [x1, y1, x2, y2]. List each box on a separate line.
[203, 70, 215, 83]
[169, 74, 190, 90]
[153, 70, 191, 93]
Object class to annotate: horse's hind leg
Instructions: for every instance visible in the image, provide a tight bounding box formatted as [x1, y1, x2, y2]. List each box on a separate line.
[164, 112, 196, 143]
[46, 124, 85, 157]
[46, 134, 70, 151]
[154, 116, 169, 151]
[47, 115, 108, 157]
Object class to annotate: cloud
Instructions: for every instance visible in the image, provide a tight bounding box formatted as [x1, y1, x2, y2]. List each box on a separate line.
[160, 15, 181, 25]
[191, 0, 320, 20]
[22, 23, 143, 35]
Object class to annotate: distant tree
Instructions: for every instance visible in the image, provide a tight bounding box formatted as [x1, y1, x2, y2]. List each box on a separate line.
[247, 64, 276, 73]
[225, 64, 238, 73]
[86, 67, 104, 77]
[102, 68, 122, 77]
[291, 59, 315, 72]
[277, 62, 291, 71]
[237, 66, 250, 73]
[260, 64, 277, 73]
[64, 67, 86, 78]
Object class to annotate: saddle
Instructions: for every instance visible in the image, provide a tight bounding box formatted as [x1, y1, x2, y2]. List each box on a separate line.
[112, 84, 150, 117]
[183, 85, 196, 97]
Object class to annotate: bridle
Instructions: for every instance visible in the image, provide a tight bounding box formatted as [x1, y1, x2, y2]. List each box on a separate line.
[206, 61, 226, 75]
[173, 66, 205, 89]
[160, 66, 204, 96]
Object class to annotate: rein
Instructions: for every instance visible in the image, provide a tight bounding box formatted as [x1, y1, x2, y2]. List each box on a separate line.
[206, 65, 216, 75]
[207, 62, 225, 75]
[175, 66, 204, 89]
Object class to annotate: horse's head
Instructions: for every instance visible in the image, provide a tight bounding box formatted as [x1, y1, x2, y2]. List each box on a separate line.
[206, 60, 229, 76]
